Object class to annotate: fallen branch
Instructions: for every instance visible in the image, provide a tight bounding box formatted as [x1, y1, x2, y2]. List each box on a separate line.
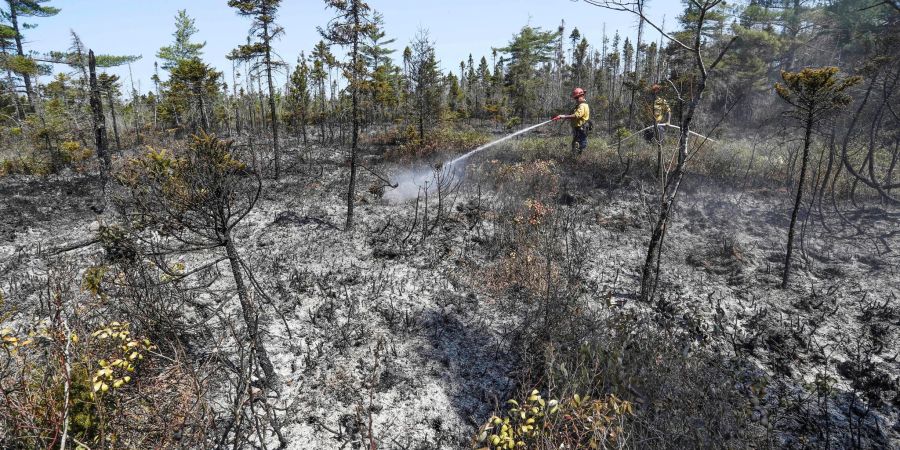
[360, 162, 398, 188]
[45, 238, 101, 256]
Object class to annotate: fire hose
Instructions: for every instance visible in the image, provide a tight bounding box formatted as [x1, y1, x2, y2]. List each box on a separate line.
[618, 123, 717, 143]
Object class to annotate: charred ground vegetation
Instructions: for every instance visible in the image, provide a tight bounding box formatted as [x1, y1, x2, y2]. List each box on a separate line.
[1, 0, 899, 449]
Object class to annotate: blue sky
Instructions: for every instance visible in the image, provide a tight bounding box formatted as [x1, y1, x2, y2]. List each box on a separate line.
[24, 0, 684, 95]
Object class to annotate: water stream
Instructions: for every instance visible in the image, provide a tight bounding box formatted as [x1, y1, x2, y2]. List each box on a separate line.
[384, 120, 553, 202]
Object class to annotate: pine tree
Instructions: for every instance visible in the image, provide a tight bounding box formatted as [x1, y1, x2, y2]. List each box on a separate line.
[228, 0, 285, 180]
[465, 54, 477, 118]
[156, 10, 206, 71]
[476, 56, 490, 119]
[775, 67, 860, 288]
[309, 40, 333, 143]
[164, 58, 222, 132]
[287, 55, 311, 144]
[497, 25, 560, 119]
[447, 72, 464, 118]
[0, 22, 23, 119]
[569, 27, 581, 64]
[320, 0, 375, 231]
[407, 29, 441, 140]
[1, 0, 59, 110]
[572, 37, 589, 87]
[97, 73, 121, 149]
[361, 11, 396, 126]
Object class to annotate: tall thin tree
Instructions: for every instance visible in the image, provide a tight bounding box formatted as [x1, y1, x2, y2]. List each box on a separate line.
[320, 0, 375, 231]
[775, 67, 859, 288]
[228, 0, 285, 180]
[88, 50, 110, 208]
[2, 0, 59, 110]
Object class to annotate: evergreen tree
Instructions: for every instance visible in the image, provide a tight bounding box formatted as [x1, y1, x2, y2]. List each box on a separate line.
[476, 56, 490, 119]
[775, 67, 860, 288]
[361, 11, 396, 125]
[572, 36, 589, 87]
[622, 37, 633, 76]
[162, 58, 222, 132]
[228, 0, 285, 179]
[157, 10, 206, 71]
[447, 72, 464, 118]
[465, 54, 477, 118]
[497, 25, 560, 119]
[1, 0, 59, 110]
[97, 73, 121, 149]
[0, 21, 23, 119]
[407, 29, 441, 140]
[320, 0, 375, 231]
[569, 27, 581, 64]
[287, 55, 311, 144]
[309, 40, 333, 143]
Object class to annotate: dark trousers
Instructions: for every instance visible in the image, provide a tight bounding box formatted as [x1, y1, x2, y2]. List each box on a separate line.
[643, 124, 667, 144]
[572, 126, 587, 153]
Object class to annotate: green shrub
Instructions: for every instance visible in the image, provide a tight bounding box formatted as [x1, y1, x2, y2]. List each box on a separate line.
[382, 124, 490, 161]
[0, 154, 51, 176]
[0, 321, 157, 448]
[60, 140, 94, 170]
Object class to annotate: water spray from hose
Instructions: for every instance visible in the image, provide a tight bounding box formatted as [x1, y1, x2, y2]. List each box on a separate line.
[447, 120, 552, 166]
[384, 120, 553, 202]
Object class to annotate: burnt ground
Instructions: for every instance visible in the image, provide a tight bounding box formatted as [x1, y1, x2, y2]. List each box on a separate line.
[0, 139, 898, 449]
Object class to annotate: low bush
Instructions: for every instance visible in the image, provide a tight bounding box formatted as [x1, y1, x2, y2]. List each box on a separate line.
[381, 124, 490, 161]
[0, 141, 94, 177]
[490, 159, 560, 202]
[0, 154, 51, 176]
[503, 310, 766, 450]
[0, 266, 210, 449]
[59, 141, 94, 171]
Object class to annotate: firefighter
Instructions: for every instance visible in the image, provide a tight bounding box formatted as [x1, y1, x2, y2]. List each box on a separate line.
[552, 87, 590, 153]
[643, 83, 671, 144]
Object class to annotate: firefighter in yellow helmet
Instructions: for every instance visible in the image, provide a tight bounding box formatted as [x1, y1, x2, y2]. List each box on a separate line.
[552, 87, 590, 153]
[643, 83, 671, 144]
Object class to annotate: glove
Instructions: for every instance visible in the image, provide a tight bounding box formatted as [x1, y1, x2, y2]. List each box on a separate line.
[551, 115, 562, 121]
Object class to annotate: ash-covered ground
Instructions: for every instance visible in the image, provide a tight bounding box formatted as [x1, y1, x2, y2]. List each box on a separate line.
[1, 139, 897, 449]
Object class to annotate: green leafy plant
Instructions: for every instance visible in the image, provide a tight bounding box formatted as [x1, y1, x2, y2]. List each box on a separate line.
[90, 322, 156, 396]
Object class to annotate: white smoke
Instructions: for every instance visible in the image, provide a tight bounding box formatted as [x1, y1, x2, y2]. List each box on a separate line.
[383, 166, 434, 203]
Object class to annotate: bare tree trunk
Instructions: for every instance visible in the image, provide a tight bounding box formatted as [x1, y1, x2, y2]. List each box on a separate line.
[263, 19, 281, 180]
[7, 0, 34, 111]
[128, 64, 143, 145]
[346, 5, 360, 231]
[231, 60, 242, 136]
[224, 233, 278, 389]
[3, 55, 23, 120]
[782, 112, 813, 288]
[301, 109, 308, 145]
[88, 51, 110, 193]
[319, 84, 327, 144]
[107, 89, 121, 150]
[196, 88, 209, 133]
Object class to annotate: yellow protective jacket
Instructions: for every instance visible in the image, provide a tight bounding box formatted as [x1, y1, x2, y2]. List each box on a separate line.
[572, 102, 590, 129]
[653, 98, 670, 123]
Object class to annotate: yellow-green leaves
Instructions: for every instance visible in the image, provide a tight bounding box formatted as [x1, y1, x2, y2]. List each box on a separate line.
[90, 322, 156, 397]
[82, 266, 108, 297]
[476, 391, 634, 449]
[774, 67, 862, 118]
